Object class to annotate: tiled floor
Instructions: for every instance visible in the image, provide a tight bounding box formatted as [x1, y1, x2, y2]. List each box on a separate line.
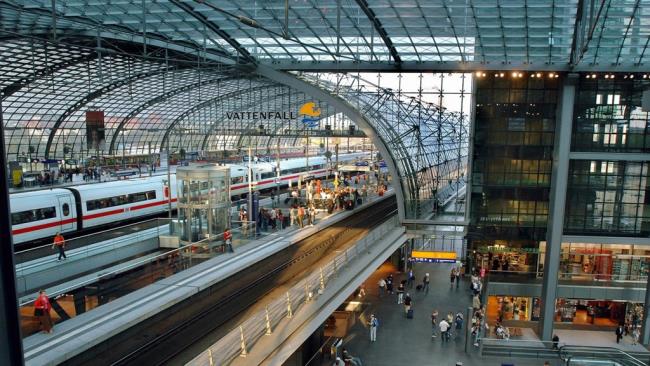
[327, 262, 562, 366]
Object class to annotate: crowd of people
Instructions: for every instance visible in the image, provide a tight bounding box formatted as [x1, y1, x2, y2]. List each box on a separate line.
[235, 173, 389, 238]
[370, 265, 490, 348]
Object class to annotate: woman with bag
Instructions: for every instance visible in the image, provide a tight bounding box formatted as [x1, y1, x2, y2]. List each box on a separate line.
[34, 289, 53, 333]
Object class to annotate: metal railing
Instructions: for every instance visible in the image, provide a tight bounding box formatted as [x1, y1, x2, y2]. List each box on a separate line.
[187, 215, 401, 366]
[486, 270, 648, 285]
[479, 339, 650, 366]
[560, 346, 649, 366]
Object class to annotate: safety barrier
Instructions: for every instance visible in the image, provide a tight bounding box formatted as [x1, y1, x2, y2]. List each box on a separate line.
[186, 215, 400, 366]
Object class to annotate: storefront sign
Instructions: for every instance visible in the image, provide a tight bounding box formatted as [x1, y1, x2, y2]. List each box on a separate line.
[410, 251, 457, 263]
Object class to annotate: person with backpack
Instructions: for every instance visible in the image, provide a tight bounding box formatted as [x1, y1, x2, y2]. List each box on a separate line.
[369, 314, 379, 341]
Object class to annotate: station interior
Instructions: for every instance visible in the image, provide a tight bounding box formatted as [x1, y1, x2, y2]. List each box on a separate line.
[1, 1, 650, 366]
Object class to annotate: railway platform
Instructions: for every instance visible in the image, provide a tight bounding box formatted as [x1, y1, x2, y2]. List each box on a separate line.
[21, 189, 394, 366]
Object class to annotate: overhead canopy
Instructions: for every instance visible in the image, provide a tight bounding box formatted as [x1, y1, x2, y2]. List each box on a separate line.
[2, 0, 648, 71]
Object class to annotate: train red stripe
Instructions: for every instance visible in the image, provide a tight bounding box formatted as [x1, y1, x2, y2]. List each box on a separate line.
[12, 218, 77, 235]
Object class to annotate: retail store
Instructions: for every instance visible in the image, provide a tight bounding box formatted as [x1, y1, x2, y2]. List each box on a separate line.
[487, 295, 644, 330]
[539, 242, 650, 281]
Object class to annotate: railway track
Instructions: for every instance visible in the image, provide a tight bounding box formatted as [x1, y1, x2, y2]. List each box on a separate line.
[62, 195, 397, 366]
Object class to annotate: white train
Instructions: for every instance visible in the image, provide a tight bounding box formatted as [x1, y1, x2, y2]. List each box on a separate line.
[10, 153, 368, 244]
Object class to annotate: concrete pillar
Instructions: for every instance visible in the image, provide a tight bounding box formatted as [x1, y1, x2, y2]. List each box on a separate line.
[0, 99, 25, 365]
[641, 274, 650, 345]
[538, 75, 577, 341]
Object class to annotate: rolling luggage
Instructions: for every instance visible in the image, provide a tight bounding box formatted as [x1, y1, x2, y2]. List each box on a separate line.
[406, 309, 414, 319]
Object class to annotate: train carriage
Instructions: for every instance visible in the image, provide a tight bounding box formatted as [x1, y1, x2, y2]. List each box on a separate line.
[70, 178, 173, 229]
[10, 189, 77, 244]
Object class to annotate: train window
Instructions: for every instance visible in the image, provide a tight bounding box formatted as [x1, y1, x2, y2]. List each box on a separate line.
[260, 172, 275, 179]
[86, 190, 158, 211]
[62, 203, 70, 216]
[11, 207, 56, 225]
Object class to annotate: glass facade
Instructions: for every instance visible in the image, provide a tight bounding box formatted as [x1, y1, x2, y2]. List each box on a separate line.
[565, 160, 650, 236]
[470, 73, 559, 248]
[572, 78, 650, 153]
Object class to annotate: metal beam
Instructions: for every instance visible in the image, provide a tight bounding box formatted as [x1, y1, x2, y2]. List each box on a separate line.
[160, 83, 276, 151]
[352, 0, 401, 64]
[256, 65, 406, 221]
[569, 152, 650, 161]
[259, 60, 649, 73]
[539, 75, 577, 341]
[0, 99, 25, 366]
[169, 0, 255, 64]
[44, 67, 178, 158]
[562, 235, 650, 246]
[1, 50, 98, 98]
[108, 75, 237, 154]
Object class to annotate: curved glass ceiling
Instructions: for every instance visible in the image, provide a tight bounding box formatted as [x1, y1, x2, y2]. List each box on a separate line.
[2, 0, 648, 71]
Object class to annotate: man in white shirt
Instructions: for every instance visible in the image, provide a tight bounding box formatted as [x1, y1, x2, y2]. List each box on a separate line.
[439, 319, 451, 342]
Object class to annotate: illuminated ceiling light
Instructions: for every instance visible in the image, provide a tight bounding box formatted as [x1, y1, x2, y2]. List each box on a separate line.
[536, 73, 541, 78]
[476, 71, 483, 77]
[585, 75, 591, 79]
[499, 73, 505, 77]
[605, 75, 610, 79]
[591, 74, 596, 78]
[610, 74, 615, 79]
[644, 74, 648, 79]
[630, 74, 634, 79]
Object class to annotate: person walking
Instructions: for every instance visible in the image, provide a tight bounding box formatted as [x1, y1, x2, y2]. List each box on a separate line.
[386, 275, 394, 295]
[378, 278, 386, 298]
[297, 205, 305, 228]
[34, 290, 53, 333]
[455, 267, 461, 288]
[616, 324, 624, 343]
[431, 310, 439, 338]
[290, 205, 297, 226]
[52, 232, 67, 261]
[632, 326, 640, 345]
[450, 268, 456, 288]
[407, 269, 414, 288]
[397, 282, 405, 304]
[472, 295, 481, 311]
[423, 273, 430, 294]
[552, 334, 560, 349]
[403, 293, 412, 316]
[223, 228, 233, 252]
[239, 207, 248, 236]
[455, 312, 464, 339]
[369, 314, 378, 342]
[439, 318, 451, 342]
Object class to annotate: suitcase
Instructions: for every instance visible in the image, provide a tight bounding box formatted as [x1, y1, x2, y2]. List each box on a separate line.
[407, 309, 414, 319]
[416, 284, 423, 291]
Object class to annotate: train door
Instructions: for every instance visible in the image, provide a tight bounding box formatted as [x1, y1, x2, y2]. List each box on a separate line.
[57, 195, 74, 231]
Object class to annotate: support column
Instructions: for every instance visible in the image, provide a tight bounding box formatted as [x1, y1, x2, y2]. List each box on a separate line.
[0, 99, 25, 365]
[538, 75, 577, 341]
[642, 273, 650, 344]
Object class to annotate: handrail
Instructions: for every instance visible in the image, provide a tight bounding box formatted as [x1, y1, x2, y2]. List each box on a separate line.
[186, 214, 400, 366]
[480, 339, 649, 366]
[486, 270, 648, 284]
[15, 217, 173, 254]
[559, 345, 648, 366]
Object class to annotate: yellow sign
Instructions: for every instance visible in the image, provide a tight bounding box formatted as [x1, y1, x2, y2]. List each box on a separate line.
[411, 251, 457, 263]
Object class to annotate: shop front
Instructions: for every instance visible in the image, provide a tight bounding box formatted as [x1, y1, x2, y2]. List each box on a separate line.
[487, 295, 644, 330]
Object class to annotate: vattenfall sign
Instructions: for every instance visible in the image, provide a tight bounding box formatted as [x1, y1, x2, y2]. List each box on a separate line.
[226, 102, 322, 128]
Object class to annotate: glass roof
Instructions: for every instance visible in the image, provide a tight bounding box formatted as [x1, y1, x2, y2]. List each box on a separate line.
[2, 0, 648, 71]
